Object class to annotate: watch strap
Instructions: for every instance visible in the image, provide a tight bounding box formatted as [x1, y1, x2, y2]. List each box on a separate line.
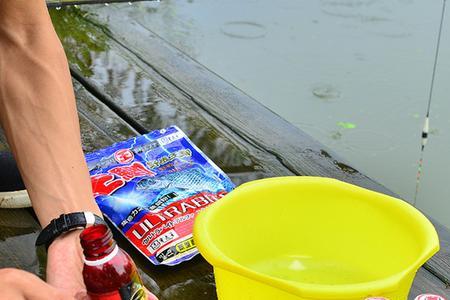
[35, 212, 105, 249]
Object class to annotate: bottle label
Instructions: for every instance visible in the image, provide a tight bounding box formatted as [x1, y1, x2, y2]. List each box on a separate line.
[119, 281, 147, 300]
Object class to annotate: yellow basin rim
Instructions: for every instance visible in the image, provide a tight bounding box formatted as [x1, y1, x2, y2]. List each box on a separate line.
[194, 177, 440, 299]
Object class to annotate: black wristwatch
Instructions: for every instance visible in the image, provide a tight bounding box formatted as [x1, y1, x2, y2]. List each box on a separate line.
[35, 212, 106, 249]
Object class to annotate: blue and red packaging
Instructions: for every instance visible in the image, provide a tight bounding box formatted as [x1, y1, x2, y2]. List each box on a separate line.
[85, 126, 234, 266]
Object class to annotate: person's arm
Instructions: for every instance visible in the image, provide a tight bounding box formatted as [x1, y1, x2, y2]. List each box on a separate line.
[0, 0, 101, 294]
[0, 2, 159, 299]
[0, 0, 101, 226]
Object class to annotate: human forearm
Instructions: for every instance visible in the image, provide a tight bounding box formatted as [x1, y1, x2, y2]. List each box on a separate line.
[0, 2, 101, 227]
[0, 0, 51, 33]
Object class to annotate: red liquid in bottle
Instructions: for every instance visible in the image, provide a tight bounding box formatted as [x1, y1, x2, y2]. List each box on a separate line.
[80, 224, 147, 300]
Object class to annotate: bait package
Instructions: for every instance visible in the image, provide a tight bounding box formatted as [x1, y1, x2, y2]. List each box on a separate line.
[85, 126, 234, 266]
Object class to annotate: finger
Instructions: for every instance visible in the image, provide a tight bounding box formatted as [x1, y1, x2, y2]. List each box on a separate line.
[22, 272, 74, 300]
[0, 268, 75, 300]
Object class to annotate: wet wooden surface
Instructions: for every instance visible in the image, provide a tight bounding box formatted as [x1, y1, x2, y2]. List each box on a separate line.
[410, 268, 448, 298]
[0, 3, 447, 299]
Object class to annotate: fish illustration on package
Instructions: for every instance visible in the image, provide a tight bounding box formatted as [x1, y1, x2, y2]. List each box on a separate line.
[136, 168, 231, 192]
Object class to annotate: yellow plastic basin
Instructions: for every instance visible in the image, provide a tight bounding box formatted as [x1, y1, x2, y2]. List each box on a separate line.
[193, 177, 440, 300]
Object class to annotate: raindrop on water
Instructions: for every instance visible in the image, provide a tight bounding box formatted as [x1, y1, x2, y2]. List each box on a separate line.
[221, 21, 267, 40]
[312, 84, 341, 100]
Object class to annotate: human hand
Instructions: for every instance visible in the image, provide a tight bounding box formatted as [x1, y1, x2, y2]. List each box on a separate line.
[0, 268, 74, 299]
[47, 230, 158, 300]
[46, 230, 87, 299]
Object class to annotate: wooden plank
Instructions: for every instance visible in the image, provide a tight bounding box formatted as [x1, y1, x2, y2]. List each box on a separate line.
[425, 221, 450, 286]
[50, 7, 293, 181]
[73, 64, 288, 182]
[67, 4, 450, 284]
[410, 268, 450, 299]
[74, 79, 139, 152]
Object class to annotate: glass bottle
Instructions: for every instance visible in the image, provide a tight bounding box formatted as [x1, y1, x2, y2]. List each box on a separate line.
[80, 224, 147, 300]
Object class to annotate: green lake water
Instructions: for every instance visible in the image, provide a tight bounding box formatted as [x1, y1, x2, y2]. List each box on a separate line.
[115, 0, 450, 230]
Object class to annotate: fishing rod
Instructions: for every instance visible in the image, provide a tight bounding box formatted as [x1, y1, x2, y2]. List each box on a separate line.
[414, 0, 447, 206]
[46, 0, 159, 9]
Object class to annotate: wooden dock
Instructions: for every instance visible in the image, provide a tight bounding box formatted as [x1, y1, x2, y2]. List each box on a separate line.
[0, 3, 448, 299]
